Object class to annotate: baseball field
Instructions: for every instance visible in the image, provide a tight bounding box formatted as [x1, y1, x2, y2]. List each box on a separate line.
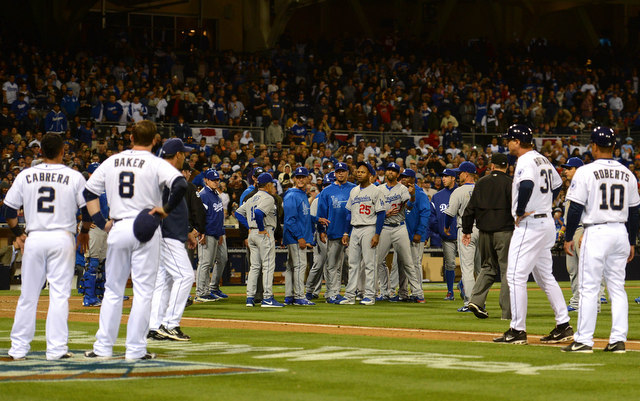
[0, 282, 639, 400]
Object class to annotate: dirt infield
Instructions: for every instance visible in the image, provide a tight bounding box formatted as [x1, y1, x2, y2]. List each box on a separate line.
[0, 295, 637, 350]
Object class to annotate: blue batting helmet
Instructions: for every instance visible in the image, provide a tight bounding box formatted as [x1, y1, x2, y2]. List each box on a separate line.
[503, 124, 533, 143]
[591, 126, 615, 147]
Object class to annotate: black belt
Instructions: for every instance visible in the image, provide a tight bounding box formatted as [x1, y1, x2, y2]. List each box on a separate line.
[533, 214, 548, 219]
[352, 224, 373, 228]
[384, 222, 405, 227]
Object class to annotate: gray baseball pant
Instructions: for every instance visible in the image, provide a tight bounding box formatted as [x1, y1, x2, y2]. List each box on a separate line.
[305, 232, 326, 296]
[457, 226, 480, 305]
[196, 235, 220, 297]
[566, 226, 606, 308]
[325, 238, 346, 298]
[285, 244, 308, 299]
[246, 229, 276, 299]
[390, 241, 426, 298]
[208, 235, 227, 293]
[377, 225, 423, 298]
[345, 225, 378, 300]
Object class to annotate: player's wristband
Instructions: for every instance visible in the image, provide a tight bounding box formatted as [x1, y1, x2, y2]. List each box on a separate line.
[91, 212, 108, 230]
[10, 225, 23, 237]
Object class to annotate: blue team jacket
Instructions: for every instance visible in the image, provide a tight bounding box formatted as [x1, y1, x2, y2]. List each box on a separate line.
[405, 185, 430, 241]
[283, 187, 315, 245]
[429, 185, 457, 244]
[317, 181, 356, 240]
[199, 185, 225, 238]
[239, 185, 255, 205]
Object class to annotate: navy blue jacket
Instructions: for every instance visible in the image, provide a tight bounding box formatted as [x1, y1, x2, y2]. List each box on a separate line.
[161, 187, 188, 242]
[430, 185, 457, 244]
[199, 185, 225, 238]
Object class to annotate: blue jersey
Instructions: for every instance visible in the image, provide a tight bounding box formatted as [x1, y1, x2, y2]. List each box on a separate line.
[283, 187, 315, 245]
[405, 185, 430, 241]
[199, 185, 225, 238]
[317, 181, 356, 240]
[291, 124, 307, 138]
[430, 185, 457, 242]
[239, 185, 255, 205]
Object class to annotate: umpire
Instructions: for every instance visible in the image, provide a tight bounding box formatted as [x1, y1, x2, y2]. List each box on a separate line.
[461, 153, 513, 320]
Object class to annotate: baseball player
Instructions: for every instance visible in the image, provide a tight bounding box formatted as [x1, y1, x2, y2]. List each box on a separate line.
[283, 167, 328, 306]
[430, 168, 459, 300]
[562, 126, 640, 353]
[316, 162, 356, 304]
[6, 133, 91, 360]
[194, 169, 227, 303]
[235, 172, 283, 307]
[84, 120, 187, 361]
[339, 162, 385, 305]
[494, 124, 572, 345]
[304, 173, 333, 299]
[444, 161, 480, 312]
[561, 157, 585, 312]
[376, 162, 424, 302]
[79, 162, 109, 307]
[148, 139, 197, 342]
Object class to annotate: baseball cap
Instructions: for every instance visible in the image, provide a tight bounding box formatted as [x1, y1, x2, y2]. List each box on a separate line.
[334, 162, 348, 171]
[386, 162, 401, 172]
[400, 168, 416, 179]
[591, 126, 615, 147]
[252, 167, 265, 177]
[204, 169, 220, 180]
[294, 167, 309, 177]
[133, 208, 162, 243]
[440, 168, 457, 177]
[159, 138, 189, 157]
[503, 124, 533, 143]
[257, 172, 274, 186]
[327, 171, 336, 182]
[322, 174, 333, 186]
[357, 161, 376, 176]
[490, 153, 508, 168]
[561, 157, 584, 169]
[86, 162, 100, 174]
[453, 161, 477, 174]
[249, 158, 258, 165]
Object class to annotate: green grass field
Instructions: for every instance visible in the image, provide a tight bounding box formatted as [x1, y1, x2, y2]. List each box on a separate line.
[1, 281, 640, 400]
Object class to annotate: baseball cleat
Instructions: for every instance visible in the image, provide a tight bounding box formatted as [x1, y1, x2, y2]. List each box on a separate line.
[126, 352, 157, 362]
[493, 328, 527, 344]
[211, 290, 228, 299]
[194, 294, 218, 303]
[468, 302, 489, 319]
[246, 297, 255, 307]
[413, 296, 426, 304]
[84, 351, 110, 360]
[283, 296, 294, 305]
[444, 292, 455, 301]
[160, 326, 191, 341]
[540, 323, 574, 343]
[457, 305, 471, 313]
[388, 295, 400, 302]
[360, 297, 375, 305]
[305, 292, 318, 300]
[600, 296, 608, 304]
[325, 295, 341, 304]
[83, 300, 102, 307]
[9, 355, 25, 361]
[293, 298, 316, 306]
[55, 352, 73, 360]
[561, 341, 593, 353]
[338, 297, 356, 305]
[635, 296, 640, 304]
[123, 296, 130, 301]
[603, 341, 626, 353]
[261, 297, 284, 308]
[147, 329, 168, 340]
[375, 295, 389, 302]
[185, 296, 193, 308]
[567, 305, 577, 312]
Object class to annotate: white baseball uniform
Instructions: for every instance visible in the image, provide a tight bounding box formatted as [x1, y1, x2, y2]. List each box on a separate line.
[508, 150, 569, 332]
[343, 184, 385, 301]
[566, 159, 640, 346]
[6, 163, 86, 360]
[85, 150, 181, 359]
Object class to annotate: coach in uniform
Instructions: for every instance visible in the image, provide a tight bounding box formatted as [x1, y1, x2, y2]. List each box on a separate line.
[562, 126, 640, 353]
[462, 153, 513, 320]
[305, 173, 333, 299]
[430, 168, 458, 300]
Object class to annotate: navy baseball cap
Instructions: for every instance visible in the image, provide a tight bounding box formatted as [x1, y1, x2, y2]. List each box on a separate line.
[357, 161, 376, 176]
[400, 168, 416, 179]
[86, 162, 100, 174]
[159, 138, 189, 157]
[133, 208, 162, 243]
[453, 161, 477, 174]
[503, 124, 533, 143]
[561, 157, 584, 168]
[334, 162, 348, 171]
[204, 169, 220, 180]
[327, 171, 336, 182]
[591, 126, 616, 147]
[386, 162, 401, 172]
[249, 158, 258, 165]
[257, 172, 274, 186]
[440, 168, 457, 177]
[294, 167, 309, 177]
[252, 167, 265, 177]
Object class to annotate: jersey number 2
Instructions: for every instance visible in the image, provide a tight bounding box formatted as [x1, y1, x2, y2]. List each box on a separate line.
[119, 172, 135, 198]
[599, 183, 624, 210]
[37, 186, 55, 213]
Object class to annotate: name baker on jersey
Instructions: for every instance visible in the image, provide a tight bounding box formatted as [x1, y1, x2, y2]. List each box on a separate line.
[25, 172, 70, 185]
[114, 157, 146, 168]
[593, 169, 630, 182]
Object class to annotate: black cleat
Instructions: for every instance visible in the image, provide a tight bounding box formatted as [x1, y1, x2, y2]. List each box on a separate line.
[126, 352, 156, 362]
[468, 302, 489, 319]
[603, 341, 626, 353]
[84, 351, 110, 360]
[493, 328, 527, 344]
[540, 324, 574, 343]
[159, 326, 191, 341]
[561, 341, 593, 353]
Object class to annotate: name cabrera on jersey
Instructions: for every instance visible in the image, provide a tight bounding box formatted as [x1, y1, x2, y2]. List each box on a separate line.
[346, 184, 385, 226]
[85, 149, 181, 220]
[4, 164, 86, 233]
[566, 159, 640, 224]
[236, 191, 277, 229]
[511, 150, 561, 218]
[378, 183, 411, 225]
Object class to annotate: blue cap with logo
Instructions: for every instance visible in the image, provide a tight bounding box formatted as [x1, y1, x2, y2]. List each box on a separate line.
[386, 162, 401, 172]
[322, 174, 333, 186]
[257, 172, 274, 186]
[357, 161, 376, 176]
[86, 162, 100, 174]
[327, 171, 336, 182]
[159, 138, 189, 157]
[334, 162, 348, 171]
[400, 168, 416, 178]
[440, 168, 457, 177]
[561, 157, 584, 168]
[453, 161, 477, 174]
[294, 167, 309, 177]
[204, 169, 220, 180]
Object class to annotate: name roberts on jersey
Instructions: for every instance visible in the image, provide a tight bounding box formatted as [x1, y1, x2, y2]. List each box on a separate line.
[592, 169, 630, 181]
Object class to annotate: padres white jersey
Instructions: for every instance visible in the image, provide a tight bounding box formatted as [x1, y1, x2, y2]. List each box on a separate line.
[236, 190, 277, 229]
[445, 183, 474, 226]
[511, 150, 561, 218]
[378, 183, 411, 225]
[566, 159, 640, 224]
[4, 164, 86, 234]
[346, 184, 385, 226]
[85, 150, 181, 220]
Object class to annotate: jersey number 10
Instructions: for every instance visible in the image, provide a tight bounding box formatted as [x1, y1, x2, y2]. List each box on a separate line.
[599, 183, 624, 211]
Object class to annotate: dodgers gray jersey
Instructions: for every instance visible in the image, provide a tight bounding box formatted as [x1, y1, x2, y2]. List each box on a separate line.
[511, 150, 561, 218]
[378, 183, 411, 225]
[346, 184, 385, 227]
[566, 159, 640, 224]
[85, 150, 181, 220]
[445, 183, 474, 226]
[236, 190, 277, 229]
[4, 164, 87, 234]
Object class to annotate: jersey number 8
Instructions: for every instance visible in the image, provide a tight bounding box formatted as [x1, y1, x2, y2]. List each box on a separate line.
[119, 171, 135, 198]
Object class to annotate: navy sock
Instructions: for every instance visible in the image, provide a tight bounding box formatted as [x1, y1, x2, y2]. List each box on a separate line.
[445, 270, 455, 293]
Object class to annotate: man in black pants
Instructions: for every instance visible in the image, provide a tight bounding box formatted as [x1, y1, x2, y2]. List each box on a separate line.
[461, 153, 513, 320]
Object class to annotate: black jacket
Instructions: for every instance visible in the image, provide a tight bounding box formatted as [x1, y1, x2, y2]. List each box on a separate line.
[462, 170, 514, 234]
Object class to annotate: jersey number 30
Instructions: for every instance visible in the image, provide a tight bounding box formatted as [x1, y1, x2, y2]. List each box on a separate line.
[599, 183, 624, 211]
[540, 169, 553, 193]
[119, 171, 135, 198]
